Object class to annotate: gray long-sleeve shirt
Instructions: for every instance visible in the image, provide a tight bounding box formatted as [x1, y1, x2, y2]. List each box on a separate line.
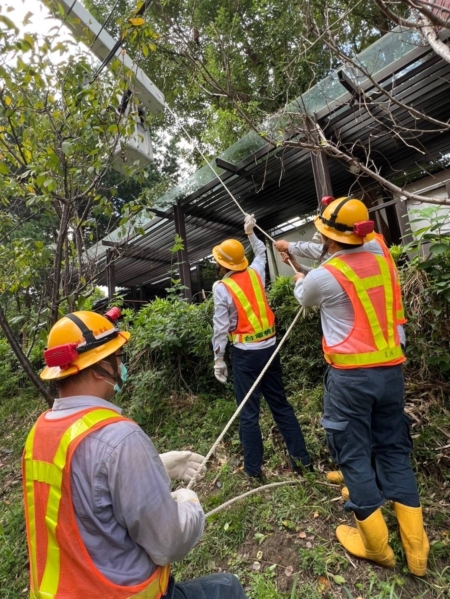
[45, 396, 205, 586]
[212, 233, 276, 359]
[292, 240, 405, 347]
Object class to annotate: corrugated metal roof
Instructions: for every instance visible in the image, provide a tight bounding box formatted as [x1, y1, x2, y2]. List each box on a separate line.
[88, 27, 450, 289]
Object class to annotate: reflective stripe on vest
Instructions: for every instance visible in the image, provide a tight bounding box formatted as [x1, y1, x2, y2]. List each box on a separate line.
[374, 233, 406, 324]
[222, 268, 275, 343]
[23, 409, 170, 599]
[324, 255, 403, 367]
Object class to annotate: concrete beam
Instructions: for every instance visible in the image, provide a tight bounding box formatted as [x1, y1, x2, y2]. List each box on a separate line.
[43, 0, 164, 114]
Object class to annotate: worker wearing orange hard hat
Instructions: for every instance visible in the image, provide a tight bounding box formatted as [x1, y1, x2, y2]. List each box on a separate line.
[212, 214, 312, 481]
[279, 197, 428, 576]
[22, 309, 247, 599]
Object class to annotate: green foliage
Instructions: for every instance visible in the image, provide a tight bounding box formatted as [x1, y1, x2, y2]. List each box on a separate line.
[122, 275, 324, 429]
[0, 339, 24, 398]
[86, 0, 395, 164]
[123, 297, 217, 424]
[266, 277, 324, 389]
[402, 207, 450, 379]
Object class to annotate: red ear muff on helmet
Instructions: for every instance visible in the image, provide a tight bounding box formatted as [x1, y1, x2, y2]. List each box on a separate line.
[321, 196, 335, 207]
[353, 221, 374, 236]
[44, 343, 79, 370]
[105, 307, 122, 322]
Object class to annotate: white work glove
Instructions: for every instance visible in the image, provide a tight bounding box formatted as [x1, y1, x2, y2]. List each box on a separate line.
[171, 488, 200, 504]
[244, 213, 256, 235]
[214, 358, 228, 384]
[160, 451, 206, 483]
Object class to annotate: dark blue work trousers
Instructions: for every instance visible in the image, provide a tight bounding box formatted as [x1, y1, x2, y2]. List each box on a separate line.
[231, 344, 311, 477]
[322, 365, 420, 516]
[165, 573, 248, 599]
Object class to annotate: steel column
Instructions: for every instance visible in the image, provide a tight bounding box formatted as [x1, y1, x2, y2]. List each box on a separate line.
[106, 249, 116, 300]
[173, 203, 193, 301]
[310, 151, 333, 205]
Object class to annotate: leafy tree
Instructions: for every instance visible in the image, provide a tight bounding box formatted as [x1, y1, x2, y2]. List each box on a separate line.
[0, 5, 169, 401]
[86, 0, 397, 162]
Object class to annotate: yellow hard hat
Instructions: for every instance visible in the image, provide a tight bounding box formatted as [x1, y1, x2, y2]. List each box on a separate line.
[40, 309, 130, 381]
[212, 239, 248, 271]
[314, 197, 374, 245]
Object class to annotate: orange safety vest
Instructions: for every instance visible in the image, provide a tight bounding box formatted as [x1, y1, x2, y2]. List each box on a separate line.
[22, 407, 170, 599]
[373, 233, 406, 324]
[221, 268, 276, 344]
[322, 251, 405, 369]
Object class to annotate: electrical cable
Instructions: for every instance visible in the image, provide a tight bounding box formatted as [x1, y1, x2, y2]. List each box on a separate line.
[88, 0, 122, 53]
[91, 0, 154, 82]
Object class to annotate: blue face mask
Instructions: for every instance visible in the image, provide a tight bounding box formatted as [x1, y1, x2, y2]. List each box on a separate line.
[114, 363, 128, 393]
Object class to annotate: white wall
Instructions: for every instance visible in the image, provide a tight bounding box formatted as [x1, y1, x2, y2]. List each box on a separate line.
[402, 169, 450, 238]
[266, 219, 318, 280]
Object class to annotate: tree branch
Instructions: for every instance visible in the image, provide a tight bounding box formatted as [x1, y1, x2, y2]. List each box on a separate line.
[0, 303, 52, 406]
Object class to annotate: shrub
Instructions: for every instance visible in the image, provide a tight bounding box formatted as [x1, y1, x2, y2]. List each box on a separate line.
[0, 338, 27, 397]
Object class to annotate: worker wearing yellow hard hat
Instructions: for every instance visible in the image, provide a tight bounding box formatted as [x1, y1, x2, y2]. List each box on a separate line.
[277, 196, 427, 576]
[23, 309, 247, 599]
[211, 214, 312, 481]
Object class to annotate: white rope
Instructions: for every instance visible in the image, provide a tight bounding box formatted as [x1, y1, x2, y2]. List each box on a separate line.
[205, 480, 302, 518]
[164, 103, 297, 272]
[187, 306, 306, 490]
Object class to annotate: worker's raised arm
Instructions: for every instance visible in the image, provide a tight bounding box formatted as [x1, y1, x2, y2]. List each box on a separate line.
[245, 214, 267, 282]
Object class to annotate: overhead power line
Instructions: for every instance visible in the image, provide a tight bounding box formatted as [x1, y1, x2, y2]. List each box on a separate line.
[92, 0, 154, 82]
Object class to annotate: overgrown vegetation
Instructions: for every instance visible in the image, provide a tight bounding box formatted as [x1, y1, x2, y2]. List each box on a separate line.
[1, 213, 450, 597]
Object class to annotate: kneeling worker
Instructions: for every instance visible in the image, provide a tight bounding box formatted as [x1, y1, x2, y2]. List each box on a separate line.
[212, 214, 312, 480]
[22, 309, 247, 599]
[291, 197, 428, 575]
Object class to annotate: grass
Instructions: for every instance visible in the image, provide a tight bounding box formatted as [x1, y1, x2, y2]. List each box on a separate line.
[1, 381, 450, 598]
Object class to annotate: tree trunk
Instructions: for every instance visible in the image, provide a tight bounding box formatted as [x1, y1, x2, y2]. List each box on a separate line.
[0, 304, 53, 407]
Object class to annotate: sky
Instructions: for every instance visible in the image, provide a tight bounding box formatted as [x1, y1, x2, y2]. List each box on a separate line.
[8, 0, 68, 36]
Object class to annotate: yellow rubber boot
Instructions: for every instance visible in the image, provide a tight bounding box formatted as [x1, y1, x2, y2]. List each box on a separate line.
[336, 508, 395, 567]
[341, 486, 349, 501]
[394, 503, 429, 576]
[327, 470, 344, 484]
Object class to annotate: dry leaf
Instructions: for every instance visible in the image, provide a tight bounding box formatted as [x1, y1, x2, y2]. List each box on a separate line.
[317, 576, 331, 592]
[298, 531, 306, 539]
[285, 565, 294, 577]
[306, 541, 312, 548]
[313, 511, 319, 518]
[256, 551, 263, 560]
[251, 561, 261, 571]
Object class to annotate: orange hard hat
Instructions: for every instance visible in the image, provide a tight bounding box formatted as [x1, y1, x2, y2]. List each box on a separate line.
[40, 309, 130, 381]
[212, 239, 248, 271]
[315, 197, 374, 244]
